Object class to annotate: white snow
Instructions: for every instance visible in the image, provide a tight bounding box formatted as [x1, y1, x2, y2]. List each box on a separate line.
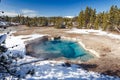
[67, 28, 90, 34]
[0, 34, 7, 44]
[24, 60, 120, 80]
[0, 33, 120, 79]
[5, 56, 120, 80]
[17, 34, 45, 42]
[64, 16, 74, 18]
[67, 28, 120, 40]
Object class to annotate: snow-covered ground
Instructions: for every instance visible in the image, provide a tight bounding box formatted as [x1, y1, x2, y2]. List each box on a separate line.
[67, 28, 120, 40]
[0, 33, 120, 79]
[16, 57, 120, 80]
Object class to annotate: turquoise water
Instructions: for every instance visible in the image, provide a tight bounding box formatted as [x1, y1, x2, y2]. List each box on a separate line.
[33, 40, 93, 61]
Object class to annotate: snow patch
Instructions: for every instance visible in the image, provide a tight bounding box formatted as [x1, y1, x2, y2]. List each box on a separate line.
[17, 34, 45, 42]
[12, 57, 120, 80]
[67, 28, 120, 40]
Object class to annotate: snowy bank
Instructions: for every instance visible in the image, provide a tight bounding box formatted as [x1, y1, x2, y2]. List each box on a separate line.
[4, 56, 120, 80]
[67, 28, 120, 40]
[17, 57, 120, 80]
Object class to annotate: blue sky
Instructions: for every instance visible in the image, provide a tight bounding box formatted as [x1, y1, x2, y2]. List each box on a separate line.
[0, 0, 120, 17]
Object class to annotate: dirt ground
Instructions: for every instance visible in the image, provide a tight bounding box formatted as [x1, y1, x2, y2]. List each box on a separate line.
[11, 25, 120, 77]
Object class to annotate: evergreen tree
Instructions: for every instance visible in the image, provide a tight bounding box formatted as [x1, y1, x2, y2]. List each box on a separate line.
[94, 15, 99, 29]
[108, 5, 116, 31]
[84, 7, 91, 28]
[78, 10, 84, 28]
[90, 9, 96, 28]
[114, 6, 120, 27]
[102, 12, 109, 30]
[55, 17, 64, 29]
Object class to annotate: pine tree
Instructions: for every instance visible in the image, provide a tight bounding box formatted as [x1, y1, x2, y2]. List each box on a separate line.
[108, 5, 115, 31]
[114, 6, 120, 27]
[94, 15, 99, 29]
[90, 9, 96, 29]
[78, 10, 84, 28]
[84, 7, 91, 28]
[102, 12, 109, 30]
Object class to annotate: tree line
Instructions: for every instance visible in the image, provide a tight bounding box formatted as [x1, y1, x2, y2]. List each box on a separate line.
[77, 5, 120, 31]
[2, 5, 120, 31]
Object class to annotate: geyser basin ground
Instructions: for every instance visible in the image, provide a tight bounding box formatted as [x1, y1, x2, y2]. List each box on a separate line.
[27, 38, 93, 61]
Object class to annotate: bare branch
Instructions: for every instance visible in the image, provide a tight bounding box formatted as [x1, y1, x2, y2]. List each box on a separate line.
[115, 26, 120, 33]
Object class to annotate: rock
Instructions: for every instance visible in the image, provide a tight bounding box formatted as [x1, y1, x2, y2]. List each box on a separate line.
[62, 62, 71, 67]
[54, 36, 61, 40]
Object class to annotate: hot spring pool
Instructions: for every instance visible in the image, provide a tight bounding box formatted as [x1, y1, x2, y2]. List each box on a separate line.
[32, 40, 93, 61]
